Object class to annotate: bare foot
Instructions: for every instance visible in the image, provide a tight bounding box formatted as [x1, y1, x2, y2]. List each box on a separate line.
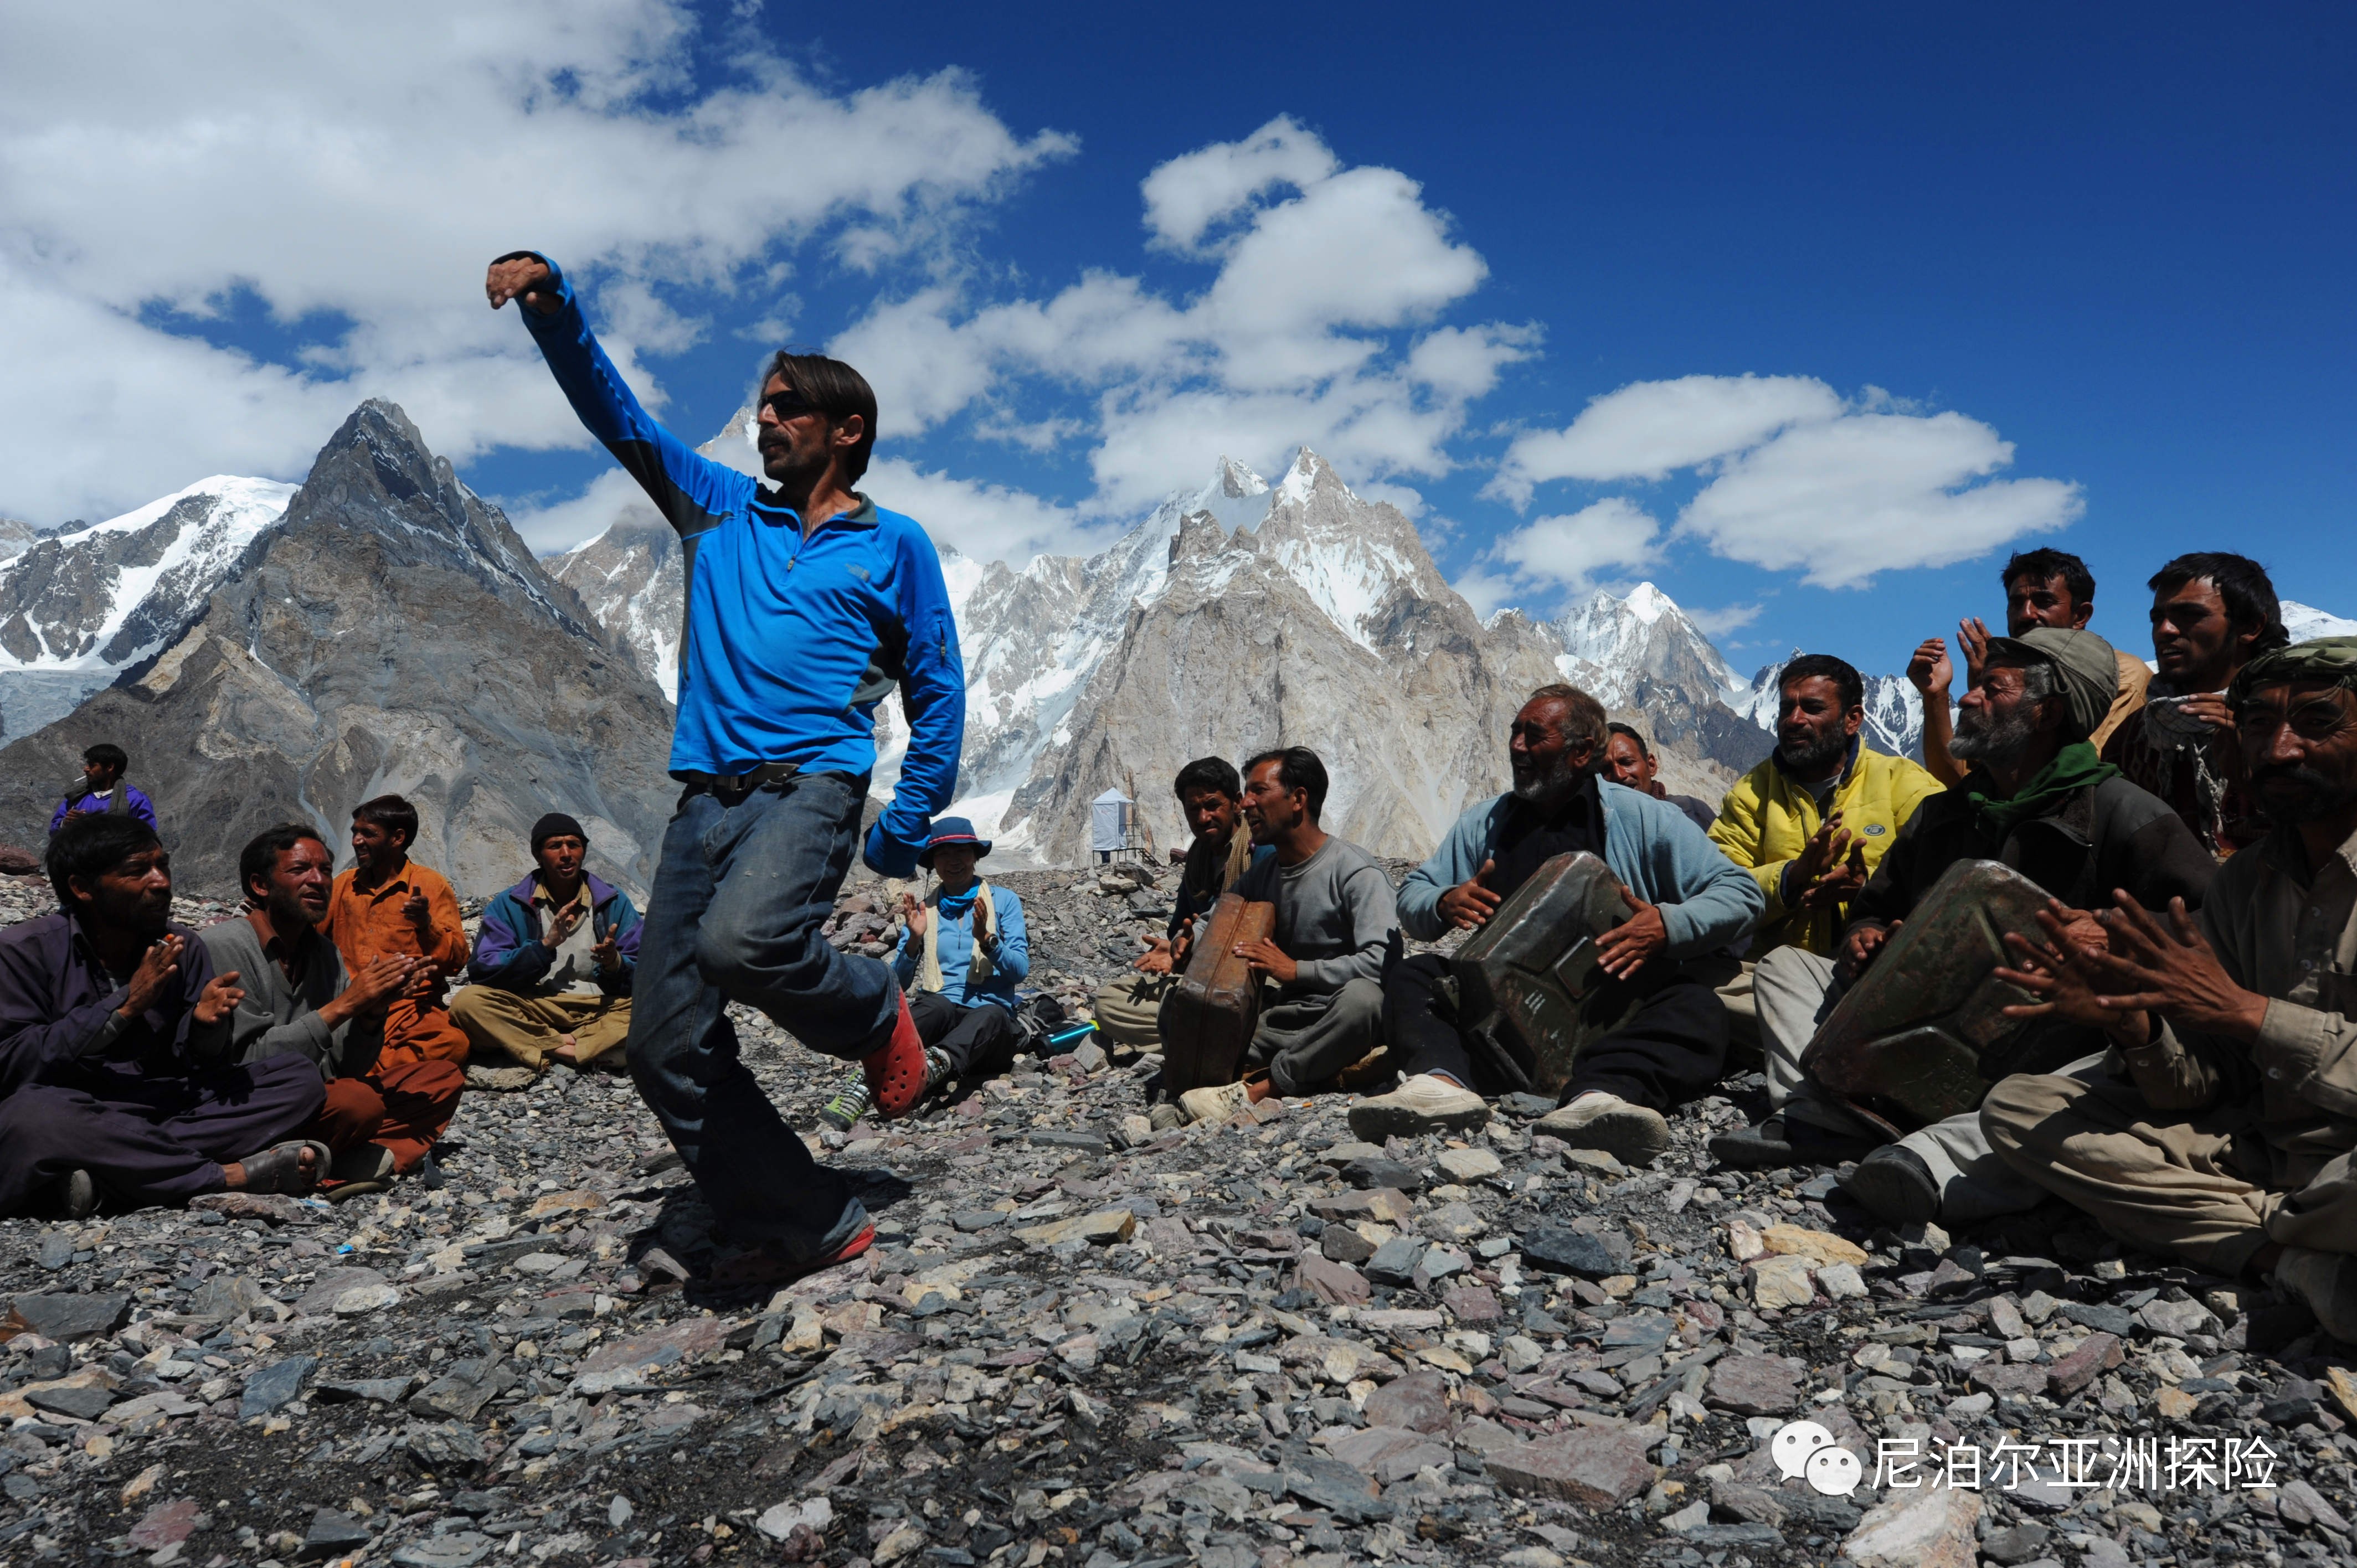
[552, 1034, 581, 1066]
[220, 1142, 322, 1193]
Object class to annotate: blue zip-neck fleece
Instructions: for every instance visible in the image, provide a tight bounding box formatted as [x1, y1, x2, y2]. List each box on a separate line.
[513, 254, 965, 864]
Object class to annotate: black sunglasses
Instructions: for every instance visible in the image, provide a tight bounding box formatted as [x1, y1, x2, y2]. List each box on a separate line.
[761, 388, 821, 422]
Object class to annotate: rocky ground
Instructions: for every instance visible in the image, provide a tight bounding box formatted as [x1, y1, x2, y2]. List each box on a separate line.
[4, 860, 2357, 1568]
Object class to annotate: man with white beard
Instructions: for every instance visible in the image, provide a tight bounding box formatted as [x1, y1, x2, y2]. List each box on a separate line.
[1728, 627, 2215, 1225]
[1350, 684, 1763, 1160]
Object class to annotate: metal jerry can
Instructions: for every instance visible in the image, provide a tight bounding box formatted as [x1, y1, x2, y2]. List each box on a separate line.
[1800, 857, 2077, 1137]
[1160, 891, 1277, 1096]
[1449, 850, 1636, 1098]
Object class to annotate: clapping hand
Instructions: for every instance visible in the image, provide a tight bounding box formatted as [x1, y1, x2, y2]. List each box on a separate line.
[2086, 893, 2268, 1042]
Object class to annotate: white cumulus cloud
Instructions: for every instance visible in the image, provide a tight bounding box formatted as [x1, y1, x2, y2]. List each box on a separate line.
[0, 1, 1072, 525]
[1480, 373, 2081, 592]
[1676, 410, 2082, 589]
[1489, 374, 1844, 503]
[1486, 497, 1664, 595]
[830, 116, 1536, 518]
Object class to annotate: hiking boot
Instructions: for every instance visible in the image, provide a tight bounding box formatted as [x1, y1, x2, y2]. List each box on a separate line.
[1708, 1114, 1877, 1171]
[1533, 1091, 1670, 1166]
[819, 1075, 873, 1132]
[2274, 1246, 2357, 1343]
[923, 1046, 955, 1094]
[703, 1223, 877, 1293]
[1840, 1144, 1941, 1225]
[1348, 1074, 1491, 1141]
[862, 992, 928, 1120]
[1147, 1102, 1187, 1133]
[56, 1169, 98, 1221]
[1178, 1081, 1254, 1125]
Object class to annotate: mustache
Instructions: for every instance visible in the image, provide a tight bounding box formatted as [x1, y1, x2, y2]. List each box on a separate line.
[2252, 763, 2342, 791]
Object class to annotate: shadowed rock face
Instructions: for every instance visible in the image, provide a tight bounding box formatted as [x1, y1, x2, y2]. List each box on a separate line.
[0, 401, 681, 900]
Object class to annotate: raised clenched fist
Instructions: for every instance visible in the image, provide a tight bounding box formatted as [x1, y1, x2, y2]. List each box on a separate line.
[485, 253, 560, 317]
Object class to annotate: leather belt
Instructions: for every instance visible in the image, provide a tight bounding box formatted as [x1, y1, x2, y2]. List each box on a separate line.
[682, 761, 800, 802]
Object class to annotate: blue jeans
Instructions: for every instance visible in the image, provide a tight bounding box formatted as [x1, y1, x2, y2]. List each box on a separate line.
[625, 770, 889, 1257]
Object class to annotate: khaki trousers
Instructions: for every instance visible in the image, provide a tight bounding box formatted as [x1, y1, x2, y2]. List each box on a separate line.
[1092, 969, 1176, 1051]
[451, 985, 633, 1070]
[1753, 944, 2087, 1222]
[1702, 955, 1761, 1064]
[1982, 1070, 2357, 1277]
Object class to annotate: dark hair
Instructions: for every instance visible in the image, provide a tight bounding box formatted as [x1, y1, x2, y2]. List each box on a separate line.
[352, 794, 420, 849]
[1523, 683, 1609, 757]
[2001, 547, 2096, 609]
[81, 742, 127, 775]
[1605, 721, 1652, 759]
[1779, 654, 1865, 713]
[1172, 756, 1242, 802]
[1243, 746, 1330, 822]
[759, 350, 879, 485]
[47, 813, 162, 908]
[240, 823, 330, 901]
[2149, 552, 2291, 654]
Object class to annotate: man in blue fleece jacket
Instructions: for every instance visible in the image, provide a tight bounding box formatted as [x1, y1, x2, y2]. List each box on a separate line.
[1350, 684, 1763, 1163]
[489, 251, 963, 1288]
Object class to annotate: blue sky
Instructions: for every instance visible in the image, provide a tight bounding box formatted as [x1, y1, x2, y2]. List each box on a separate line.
[6, 3, 2351, 679]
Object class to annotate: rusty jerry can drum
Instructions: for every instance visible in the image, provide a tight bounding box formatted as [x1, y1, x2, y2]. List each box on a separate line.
[1448, 850, 1637, 1098]
[1160, 891, 1277, 1096]
[1799, 857, 2075, 1138]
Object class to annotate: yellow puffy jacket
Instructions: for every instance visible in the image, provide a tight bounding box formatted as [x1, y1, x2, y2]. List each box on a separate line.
[1707, 742, 1946, 957]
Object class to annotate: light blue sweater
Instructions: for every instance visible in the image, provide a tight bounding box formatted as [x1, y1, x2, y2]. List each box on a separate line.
[1396, 781, 1764, 951]
[889, 883, 1030, 1009]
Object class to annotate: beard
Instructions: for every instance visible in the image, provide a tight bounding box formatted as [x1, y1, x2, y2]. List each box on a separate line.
[1779, 726, 1849, 777]
[267, 886, 324, 932]
[1511, 750, 1584, 809]
[1950, 700, 2041, 767]
[2252, 764, 2357, 823]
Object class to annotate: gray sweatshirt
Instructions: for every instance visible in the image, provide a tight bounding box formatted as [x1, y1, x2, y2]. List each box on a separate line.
[199, 915, 376, 1080]
[1231, 834, 1398, 1000]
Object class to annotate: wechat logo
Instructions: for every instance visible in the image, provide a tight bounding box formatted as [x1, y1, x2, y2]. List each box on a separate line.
[1772, 1420, 1864, 1497]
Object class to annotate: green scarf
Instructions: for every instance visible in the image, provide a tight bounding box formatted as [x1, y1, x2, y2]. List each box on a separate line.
[1969, 741, 2121, 837]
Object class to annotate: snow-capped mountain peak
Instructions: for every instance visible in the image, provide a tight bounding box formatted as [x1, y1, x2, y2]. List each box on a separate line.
[0, 474, 296, 740]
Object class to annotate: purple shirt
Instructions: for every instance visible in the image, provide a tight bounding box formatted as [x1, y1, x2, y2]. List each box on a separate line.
[49, 783, 159, 835]
[0, 912, 229, 1098]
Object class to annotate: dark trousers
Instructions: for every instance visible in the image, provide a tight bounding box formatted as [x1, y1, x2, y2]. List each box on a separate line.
[908, 991, 1018, 1079]
[626, 771, 886, 1260]
[0, 1055, 326, 1216]
[1383, 951, 1729, 1111]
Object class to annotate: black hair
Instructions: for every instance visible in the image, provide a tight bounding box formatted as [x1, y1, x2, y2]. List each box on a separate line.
[2001, 547, 2096, 610]
[352, 794, 420, 850]
[1172, 756, 1242, 802]
[47, 813, 162, 909]
[1605, 721, 1652, 759]
[1778, 653, 1865, 713]
[758, 350, 879, 484]
[2149, 552, 2291, 654]
[1243, 746, 1330, 823]
[81, 742, 127, 775]
[239, 823, 330, 901]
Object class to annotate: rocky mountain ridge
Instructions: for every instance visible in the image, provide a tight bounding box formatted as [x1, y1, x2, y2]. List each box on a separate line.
[0, 402, 680, 898]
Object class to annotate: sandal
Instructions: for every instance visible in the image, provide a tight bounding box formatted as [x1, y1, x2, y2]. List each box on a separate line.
[235, 1139, 331, 1195]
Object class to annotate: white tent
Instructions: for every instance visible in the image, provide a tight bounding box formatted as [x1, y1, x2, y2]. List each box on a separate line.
[1090, 787, 1134, 858]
